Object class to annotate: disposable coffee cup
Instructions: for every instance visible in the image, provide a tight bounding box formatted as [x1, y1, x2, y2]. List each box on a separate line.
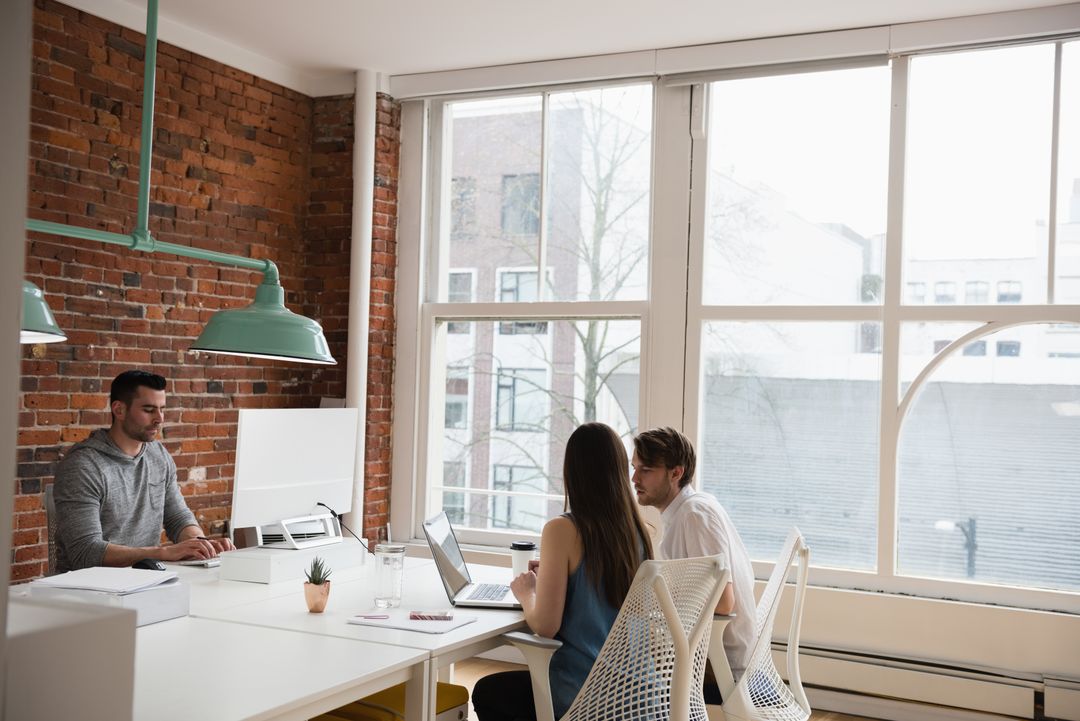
[511, 541, 537, 577]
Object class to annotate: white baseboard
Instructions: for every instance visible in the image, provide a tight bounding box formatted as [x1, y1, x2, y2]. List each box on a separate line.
[809, 688, 1025, 721]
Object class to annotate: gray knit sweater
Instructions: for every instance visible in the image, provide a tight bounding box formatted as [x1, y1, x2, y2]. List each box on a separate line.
[53, 429, 197, 572]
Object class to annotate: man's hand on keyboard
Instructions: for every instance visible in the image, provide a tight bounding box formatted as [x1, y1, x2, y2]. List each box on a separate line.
[159, 538, 217, 561]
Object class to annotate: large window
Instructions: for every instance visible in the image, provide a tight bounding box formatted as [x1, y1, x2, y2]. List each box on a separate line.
[402, 35, 1080, 613]
[698, 63, 890, 571]
[420, 80, 653, 540]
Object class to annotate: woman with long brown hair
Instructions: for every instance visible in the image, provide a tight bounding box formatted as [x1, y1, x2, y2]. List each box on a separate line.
[472, 422, 654, 721]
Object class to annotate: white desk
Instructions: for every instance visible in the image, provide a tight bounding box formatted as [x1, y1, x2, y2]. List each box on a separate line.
[135, 616, 428, 721]
[191, 561, 526, 721]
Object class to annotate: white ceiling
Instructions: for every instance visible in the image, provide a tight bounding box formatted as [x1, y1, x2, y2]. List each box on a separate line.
[66, 0, 1073, 94]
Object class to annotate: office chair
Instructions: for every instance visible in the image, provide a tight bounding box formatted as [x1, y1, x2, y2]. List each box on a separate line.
[706, 528, 811, 721]
[505, 555, 730, 721]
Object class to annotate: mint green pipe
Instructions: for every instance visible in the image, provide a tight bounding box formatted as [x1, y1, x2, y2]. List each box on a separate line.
[25, 219, 279, 285]
[23, 0, 280, 288]
[134, 0, 158, 238]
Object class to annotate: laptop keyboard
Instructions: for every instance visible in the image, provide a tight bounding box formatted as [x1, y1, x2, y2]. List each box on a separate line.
[467, 583, 509, 601]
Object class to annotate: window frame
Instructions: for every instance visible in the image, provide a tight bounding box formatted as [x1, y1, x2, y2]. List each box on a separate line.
[680, 50, 1080, 615]
[392, 36, 1080, 615]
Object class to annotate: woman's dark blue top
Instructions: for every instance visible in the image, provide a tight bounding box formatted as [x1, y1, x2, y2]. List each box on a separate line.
[548, 515, 642, 718]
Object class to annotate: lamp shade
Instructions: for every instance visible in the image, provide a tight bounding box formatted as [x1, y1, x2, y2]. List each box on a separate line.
[21, 281, 67, 344]
[190, 281, 335, 365]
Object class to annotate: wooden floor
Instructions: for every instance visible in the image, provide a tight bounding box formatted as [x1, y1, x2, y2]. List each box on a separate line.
[452, 658, 869, 720]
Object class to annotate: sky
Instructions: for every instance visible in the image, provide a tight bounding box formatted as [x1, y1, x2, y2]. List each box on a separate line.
[708, 41, 1079, 262]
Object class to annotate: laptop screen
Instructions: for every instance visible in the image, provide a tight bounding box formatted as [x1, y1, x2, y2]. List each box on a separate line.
[422, 512, 472, 599]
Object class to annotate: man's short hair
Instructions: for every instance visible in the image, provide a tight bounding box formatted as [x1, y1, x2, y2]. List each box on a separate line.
[110, 370, 166, 410]
[633, 427, 696, 488]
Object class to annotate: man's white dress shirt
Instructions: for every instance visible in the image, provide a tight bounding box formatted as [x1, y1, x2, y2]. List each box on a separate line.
[660, 485, 756, 679]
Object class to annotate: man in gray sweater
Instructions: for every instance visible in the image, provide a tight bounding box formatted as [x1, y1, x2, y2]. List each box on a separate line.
[53, 370, 234, 572]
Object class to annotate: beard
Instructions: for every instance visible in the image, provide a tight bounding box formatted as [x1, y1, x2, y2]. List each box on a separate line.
[123, 420, 161, 443]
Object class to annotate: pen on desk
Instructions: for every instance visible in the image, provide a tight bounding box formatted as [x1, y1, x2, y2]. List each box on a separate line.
[357, 614, 389, 619]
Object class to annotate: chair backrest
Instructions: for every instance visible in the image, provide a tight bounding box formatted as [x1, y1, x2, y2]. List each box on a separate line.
[560, 556, 730, 721]
[45, 483, 57, 576]
[722, 527, 811, 721]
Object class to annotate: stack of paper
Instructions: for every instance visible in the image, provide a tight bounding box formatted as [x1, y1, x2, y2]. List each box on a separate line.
[32, 567, 178, 595]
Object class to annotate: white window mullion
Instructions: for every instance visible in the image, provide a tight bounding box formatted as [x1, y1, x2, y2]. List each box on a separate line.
[647, 81, 694, 430]
[537, 92, 550, 301]
[1048, 41, 1063, 303]
[427, 100, 449, 302]
[877, 56, 910, 581]
[681, 83, 709, 445]
[390, 100, 429, 542]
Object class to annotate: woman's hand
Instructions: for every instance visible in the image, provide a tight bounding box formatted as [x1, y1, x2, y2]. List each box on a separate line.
[510, 569, 537, 602]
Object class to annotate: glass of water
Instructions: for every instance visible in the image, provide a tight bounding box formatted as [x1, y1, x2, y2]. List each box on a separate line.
[374, 543, 406, 608]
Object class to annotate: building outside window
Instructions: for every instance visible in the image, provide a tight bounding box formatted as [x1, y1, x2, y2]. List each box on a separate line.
[444, 367, 469, 429]
[447, 272, 473, 334]
[997, 280, 1023, 303]
[492, 465, 546, 532]
[442, 462, 467, 525]
[965, 281, 989, 304]
[498, 271, 548, 334]
[962, 340, 987, 356]
[501, 173, 540, 235]
[906, 282, 927, 304]
[451, 176, 477, 236]
[495, 368, 547, 431]
[934, 281, 957, 303]
[996, 340, 1021, 356]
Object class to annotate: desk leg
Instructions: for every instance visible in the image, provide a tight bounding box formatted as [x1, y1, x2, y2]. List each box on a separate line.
[404, 658, 434, 721]
[438, 664, 452, 683]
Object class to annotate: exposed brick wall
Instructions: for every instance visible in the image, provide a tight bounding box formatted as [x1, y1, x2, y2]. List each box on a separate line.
[12, 0, 400, 581]
[366, 96, 400, 536]
[303, 93, 400, 544]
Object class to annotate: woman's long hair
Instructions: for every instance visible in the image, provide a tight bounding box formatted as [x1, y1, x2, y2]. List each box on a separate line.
[563, 422, 654, 608]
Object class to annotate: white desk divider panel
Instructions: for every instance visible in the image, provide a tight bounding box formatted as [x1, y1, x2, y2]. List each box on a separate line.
[230, 407, 359, 550]
[6, 597, 136, 721]
[219, 537, 368, 584]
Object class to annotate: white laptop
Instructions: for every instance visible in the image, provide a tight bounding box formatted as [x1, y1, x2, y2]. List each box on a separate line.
[422, 512, 521, 609]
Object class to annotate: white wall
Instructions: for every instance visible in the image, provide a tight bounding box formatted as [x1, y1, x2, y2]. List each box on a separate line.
[0, 1, 33, 713]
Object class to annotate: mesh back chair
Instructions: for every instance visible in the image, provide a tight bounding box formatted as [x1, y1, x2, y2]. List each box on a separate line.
[506, 556, 731, 721]
[45, 483, 57, 576]
[707, 528, 811, 721]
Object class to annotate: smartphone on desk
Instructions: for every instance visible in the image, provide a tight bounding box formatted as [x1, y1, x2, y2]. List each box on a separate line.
[409, 610, 454, 621]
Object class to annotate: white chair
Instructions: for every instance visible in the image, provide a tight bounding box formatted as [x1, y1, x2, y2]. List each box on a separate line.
[45, 483, 57, 576]
[706, 528, 811, 721]
[505, 555, 731, 721]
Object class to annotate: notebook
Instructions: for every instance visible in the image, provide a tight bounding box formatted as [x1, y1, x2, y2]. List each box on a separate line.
[31, 567, 179, 594]
[347, 609, 477, 634]
[421, 512, 520, 609]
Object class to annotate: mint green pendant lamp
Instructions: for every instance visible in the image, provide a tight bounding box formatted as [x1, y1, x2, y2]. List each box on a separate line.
[190, 277, 334, 365]
[21, 0, 335, 365]
[20, 281, 66, 344]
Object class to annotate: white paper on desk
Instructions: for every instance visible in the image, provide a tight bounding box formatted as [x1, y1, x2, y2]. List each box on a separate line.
[31, 567, 179, 594]
[347, 609, 477, 634]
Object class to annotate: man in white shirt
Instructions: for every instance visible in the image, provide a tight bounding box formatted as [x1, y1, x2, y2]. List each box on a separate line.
[632, 426, 756, 700]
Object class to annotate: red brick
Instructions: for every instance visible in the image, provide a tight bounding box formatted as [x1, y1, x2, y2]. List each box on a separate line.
[18, 429, 61, 445]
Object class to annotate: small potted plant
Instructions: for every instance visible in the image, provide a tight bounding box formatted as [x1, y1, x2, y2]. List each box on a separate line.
[303, 556, 332, 613]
